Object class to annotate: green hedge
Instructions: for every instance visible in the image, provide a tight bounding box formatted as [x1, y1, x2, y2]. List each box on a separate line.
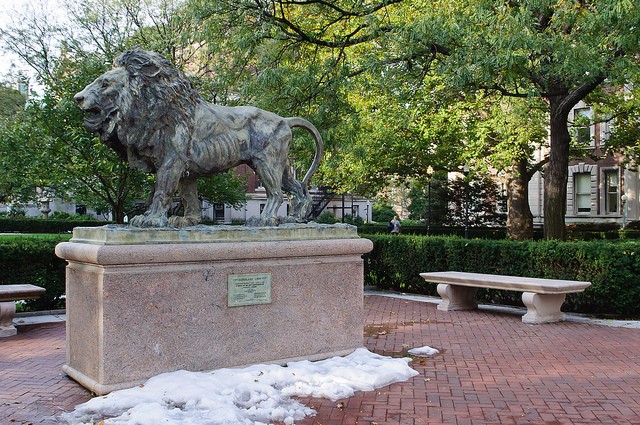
[363, 234, 640, 317]
[0, 235, 71, 310]
[0, 217, 110, 233]
[358, 223, 640, 240]
[5, 231, 640, 316]
[358, 224, 513, 239]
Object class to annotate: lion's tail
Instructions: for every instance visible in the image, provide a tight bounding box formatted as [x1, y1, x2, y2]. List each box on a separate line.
[285, 117, 324, 186]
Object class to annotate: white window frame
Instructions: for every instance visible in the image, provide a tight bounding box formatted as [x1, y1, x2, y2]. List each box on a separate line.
[603, 168, 620, 214]
[574, 173, 592, 214]
[573, 107, 594, 148]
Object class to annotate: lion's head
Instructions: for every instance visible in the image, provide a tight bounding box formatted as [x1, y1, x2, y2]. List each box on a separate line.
[74, 48, 201, 165]
[74, 67, 128, 141]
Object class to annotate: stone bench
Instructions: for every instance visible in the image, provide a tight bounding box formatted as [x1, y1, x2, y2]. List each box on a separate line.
[419, 271, 591, 324]
[0, 284, 46, 337]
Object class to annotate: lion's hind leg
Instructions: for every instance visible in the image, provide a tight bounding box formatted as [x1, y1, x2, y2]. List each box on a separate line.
[282, 167, 311, 222]
[247, 164, 284, 227]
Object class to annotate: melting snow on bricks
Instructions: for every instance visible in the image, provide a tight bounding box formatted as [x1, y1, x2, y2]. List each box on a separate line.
[62, 348, 421, 425]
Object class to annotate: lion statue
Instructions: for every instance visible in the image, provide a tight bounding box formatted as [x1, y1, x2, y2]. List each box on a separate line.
[74, 48, 323, 228]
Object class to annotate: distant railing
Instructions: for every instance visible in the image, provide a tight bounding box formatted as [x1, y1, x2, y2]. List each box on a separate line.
[306, 186, 334, 219]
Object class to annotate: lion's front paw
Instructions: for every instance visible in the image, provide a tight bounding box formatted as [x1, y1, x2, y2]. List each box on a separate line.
[129, 215, 145, 227]
[245, 215, 280, 227]
[168, 215, 201, 228]
[129, 213, 168, 228]
[281, 215, 305, 224]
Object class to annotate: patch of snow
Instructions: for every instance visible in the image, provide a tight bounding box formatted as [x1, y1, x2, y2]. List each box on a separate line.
[61, 348, 418, 425]
[407, 346, 439, 357]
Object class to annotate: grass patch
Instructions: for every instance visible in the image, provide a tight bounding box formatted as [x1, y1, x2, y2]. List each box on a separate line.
[0, 234, 72, 242]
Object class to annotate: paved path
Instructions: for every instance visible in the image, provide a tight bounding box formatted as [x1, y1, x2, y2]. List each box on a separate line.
[2, 295, 640, 424]
[0, 323, 90, 424]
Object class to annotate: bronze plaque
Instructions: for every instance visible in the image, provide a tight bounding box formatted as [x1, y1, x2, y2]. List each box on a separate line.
[227, 273, 272, 307]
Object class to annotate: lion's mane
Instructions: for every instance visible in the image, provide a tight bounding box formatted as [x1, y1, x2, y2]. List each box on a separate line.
[112, 49, 201, 168]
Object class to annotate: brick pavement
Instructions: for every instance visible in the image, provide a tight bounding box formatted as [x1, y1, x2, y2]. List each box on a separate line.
[0, 323, 90, 425]
[2, 295, 640, 424]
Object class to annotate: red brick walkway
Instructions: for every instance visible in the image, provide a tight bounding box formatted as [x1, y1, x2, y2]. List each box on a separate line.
[2, 295, 640, 424]
[0, 323, 90, 424]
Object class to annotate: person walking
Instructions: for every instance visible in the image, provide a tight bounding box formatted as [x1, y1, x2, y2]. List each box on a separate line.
[389, 215, 401, 234]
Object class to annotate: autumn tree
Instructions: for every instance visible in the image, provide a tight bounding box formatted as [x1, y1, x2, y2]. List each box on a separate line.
[466, 96, 549, 240]
[0, 82, 34, 204]
[589, 75, 640, 166]
[190, 0, 640, 239]
[407, 173, 449, 228]
[417, 1, 640, 240]
[0, 2, 148, 221]
[0, 0, 248, 221]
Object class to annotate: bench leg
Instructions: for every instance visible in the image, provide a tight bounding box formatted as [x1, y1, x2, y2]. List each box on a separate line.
[0, 301, 17, 337]
[437, 284, 478, 311]
[521, 292, 566, 324]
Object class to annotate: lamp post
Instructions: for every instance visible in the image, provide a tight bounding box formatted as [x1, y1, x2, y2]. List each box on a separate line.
[462, 165, 470, 239]
[622, 194, 628, 229]
[426, 166, 434, 236]
[365, 200, 370, 224]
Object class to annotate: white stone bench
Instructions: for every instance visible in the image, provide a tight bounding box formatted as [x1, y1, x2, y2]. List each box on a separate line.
[419, 271, 591, 324]
[0, 284, 46, 337]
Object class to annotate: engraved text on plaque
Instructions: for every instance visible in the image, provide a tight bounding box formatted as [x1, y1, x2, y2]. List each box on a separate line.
[227, 273, 272, 307]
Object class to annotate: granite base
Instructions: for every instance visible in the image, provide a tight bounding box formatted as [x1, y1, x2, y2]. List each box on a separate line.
[55, 224, 373, 395]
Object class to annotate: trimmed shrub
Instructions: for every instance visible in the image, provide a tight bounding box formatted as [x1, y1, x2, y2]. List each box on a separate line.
[315, 212, 339, 224]
[566, 222, 620, 232]
[0, 217, 110, 233]
[620, 230, 640, 239]
[363, 234, 640, 317]
[360, 223, 640, 241]
[358, 224, 510, 239]
[566, 222, 620, 241]
[0, 235, 71, 310]
[623, 220, 640, 230]
[6, 230, 639, 316]
[343, 214, 364, 226]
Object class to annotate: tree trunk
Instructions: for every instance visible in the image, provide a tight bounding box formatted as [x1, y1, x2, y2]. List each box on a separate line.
[543, 99, 571, 240]
[112, 205, 127, 224]
[507, 158, 533, 240]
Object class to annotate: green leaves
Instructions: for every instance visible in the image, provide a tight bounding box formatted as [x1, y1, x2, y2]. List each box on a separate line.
[197, 172, 249, 209]
[3, 0, 639, 233]
[365, 234, 640, 316]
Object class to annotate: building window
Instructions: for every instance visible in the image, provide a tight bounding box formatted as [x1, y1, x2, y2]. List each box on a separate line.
[213, 203, 225, 222]
[574, 108, 592, 146]
[604, 170, 619, 214]
[574, 173, 591, 213]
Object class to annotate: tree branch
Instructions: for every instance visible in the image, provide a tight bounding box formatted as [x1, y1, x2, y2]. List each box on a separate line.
[556, 76, 607, 117]
[252, 0, 400, 48]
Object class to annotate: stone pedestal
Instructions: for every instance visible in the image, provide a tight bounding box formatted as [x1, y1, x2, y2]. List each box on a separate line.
[436, 284, 478, 311]
[0, 302, 17, 337]
[521, 292, 566, 324]
[55, 224, 373, 395]
[0, 284, 47, 337]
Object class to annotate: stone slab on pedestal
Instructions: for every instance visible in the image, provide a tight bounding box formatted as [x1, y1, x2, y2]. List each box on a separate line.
[55, 224, 372, 395]
[421, 271, 590, 324]
[0, 284, 46, 337]
[521, 292, 567, 324]
[436, 284, 478, 311]
[0, 302, 18, 337]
